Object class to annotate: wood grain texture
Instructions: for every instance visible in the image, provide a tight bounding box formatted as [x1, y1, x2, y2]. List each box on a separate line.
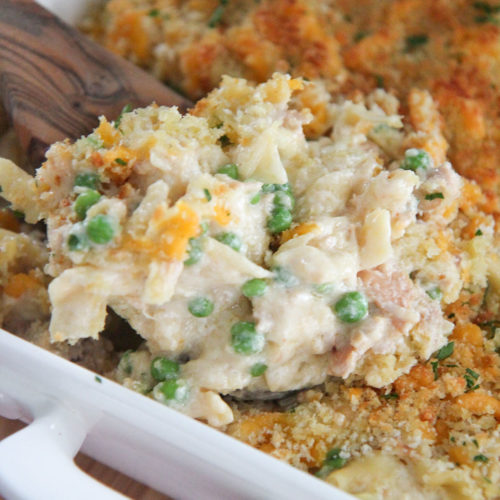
[0, 417, 170, 499]
[0, 0, 192, 167]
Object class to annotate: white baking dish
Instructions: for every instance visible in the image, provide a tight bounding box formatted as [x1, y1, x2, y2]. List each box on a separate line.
[0, 2, 354, 499]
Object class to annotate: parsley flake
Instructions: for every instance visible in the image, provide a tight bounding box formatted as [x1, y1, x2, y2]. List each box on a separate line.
[219, 134, 232, 147]
[381, 392, 399, 400]
[115, 158, 127, 166]
[464, 368, 480, 392]
[425, 192, 444, 200]
[431, 360, 439, 380]
[405, 34, 429, 52]
[204, 188, 212, 201]
[473, 454, 489, 462]
[354, 31, 370, 42]
[114, 104, 132, 129]
[208, 0, 229, 28]
[375, 74, 385, 88]
[436, 342, 454, 360]
[316, 448, 347, 478]
[473, 2, 500, 14]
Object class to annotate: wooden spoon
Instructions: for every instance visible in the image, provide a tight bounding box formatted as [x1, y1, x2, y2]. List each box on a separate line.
[0, 0, 193, 168]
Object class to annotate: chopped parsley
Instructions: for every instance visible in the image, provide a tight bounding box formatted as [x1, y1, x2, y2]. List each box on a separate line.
[316, 448, 347, 478]
[473, 439, 479, 448]
[450, 436, 456, 443]
[475, 14, 499, 23]
[208, 0, 229, 28]
[473, 2, 500, 13]
[203, 188, 212, 201]
[354, 31, 370, 42]
[475, 229, 483, 236]
[11, 210, 24, 220]
[148, 8, 160, 17]
[114, 158, 127, 166]
[94, 375, 102, 383]
[431, 361, 439, 380]
[218, 134, 232, 147]
[114, 104, 132, 129]
[464, 368, 480, 392]
[425, 192, 444, 200]
[473, 2, 500, 23]
[375, 74, 385, 88]
[381, 392, 399, 400]
[435, 342, 454, 361]
[405, 34, 429, 52]
[473, 454, 489, 462]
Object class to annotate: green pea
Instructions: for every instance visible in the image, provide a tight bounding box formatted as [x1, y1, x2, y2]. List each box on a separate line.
[267, 207, 292, 233]
[231, 321, 264, 355]
[74, 189, 101, 220]
[273, 190, 295, 210]
[86, 214, 115, 244]
[74, 172, 100, 189]
[154, 379, 188, 403]
[400, 149, 431, 171]
[188, 297, 214, 317]
[150, 357, 180, 381]
[215, 232, 242, 251]
[67, 232, 88, 251]
[250, 362, 268, 377]
[184, 237, 203, 266]
[334, 291, 368, 323]
[217, 163, 239, 180]
[426, 287, 442, 301]
[242, 278, 268, 298]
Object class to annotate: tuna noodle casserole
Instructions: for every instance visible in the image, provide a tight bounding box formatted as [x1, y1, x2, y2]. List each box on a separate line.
[0, 0, 500, 497]
[1, 72, 499, 498]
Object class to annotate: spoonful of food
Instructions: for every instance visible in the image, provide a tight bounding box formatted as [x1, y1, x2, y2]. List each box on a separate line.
[0, 0, 193, 168]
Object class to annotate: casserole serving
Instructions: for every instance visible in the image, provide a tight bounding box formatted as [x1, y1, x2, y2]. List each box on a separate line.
[1, 1, 500, 499]
[0, 2, 352, 498]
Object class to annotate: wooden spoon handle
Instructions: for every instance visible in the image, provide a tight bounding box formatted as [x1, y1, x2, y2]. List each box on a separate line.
[0, 0, 193, 167]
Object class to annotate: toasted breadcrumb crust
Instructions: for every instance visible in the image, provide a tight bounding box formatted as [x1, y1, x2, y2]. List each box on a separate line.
[84, 0, 500, 223]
